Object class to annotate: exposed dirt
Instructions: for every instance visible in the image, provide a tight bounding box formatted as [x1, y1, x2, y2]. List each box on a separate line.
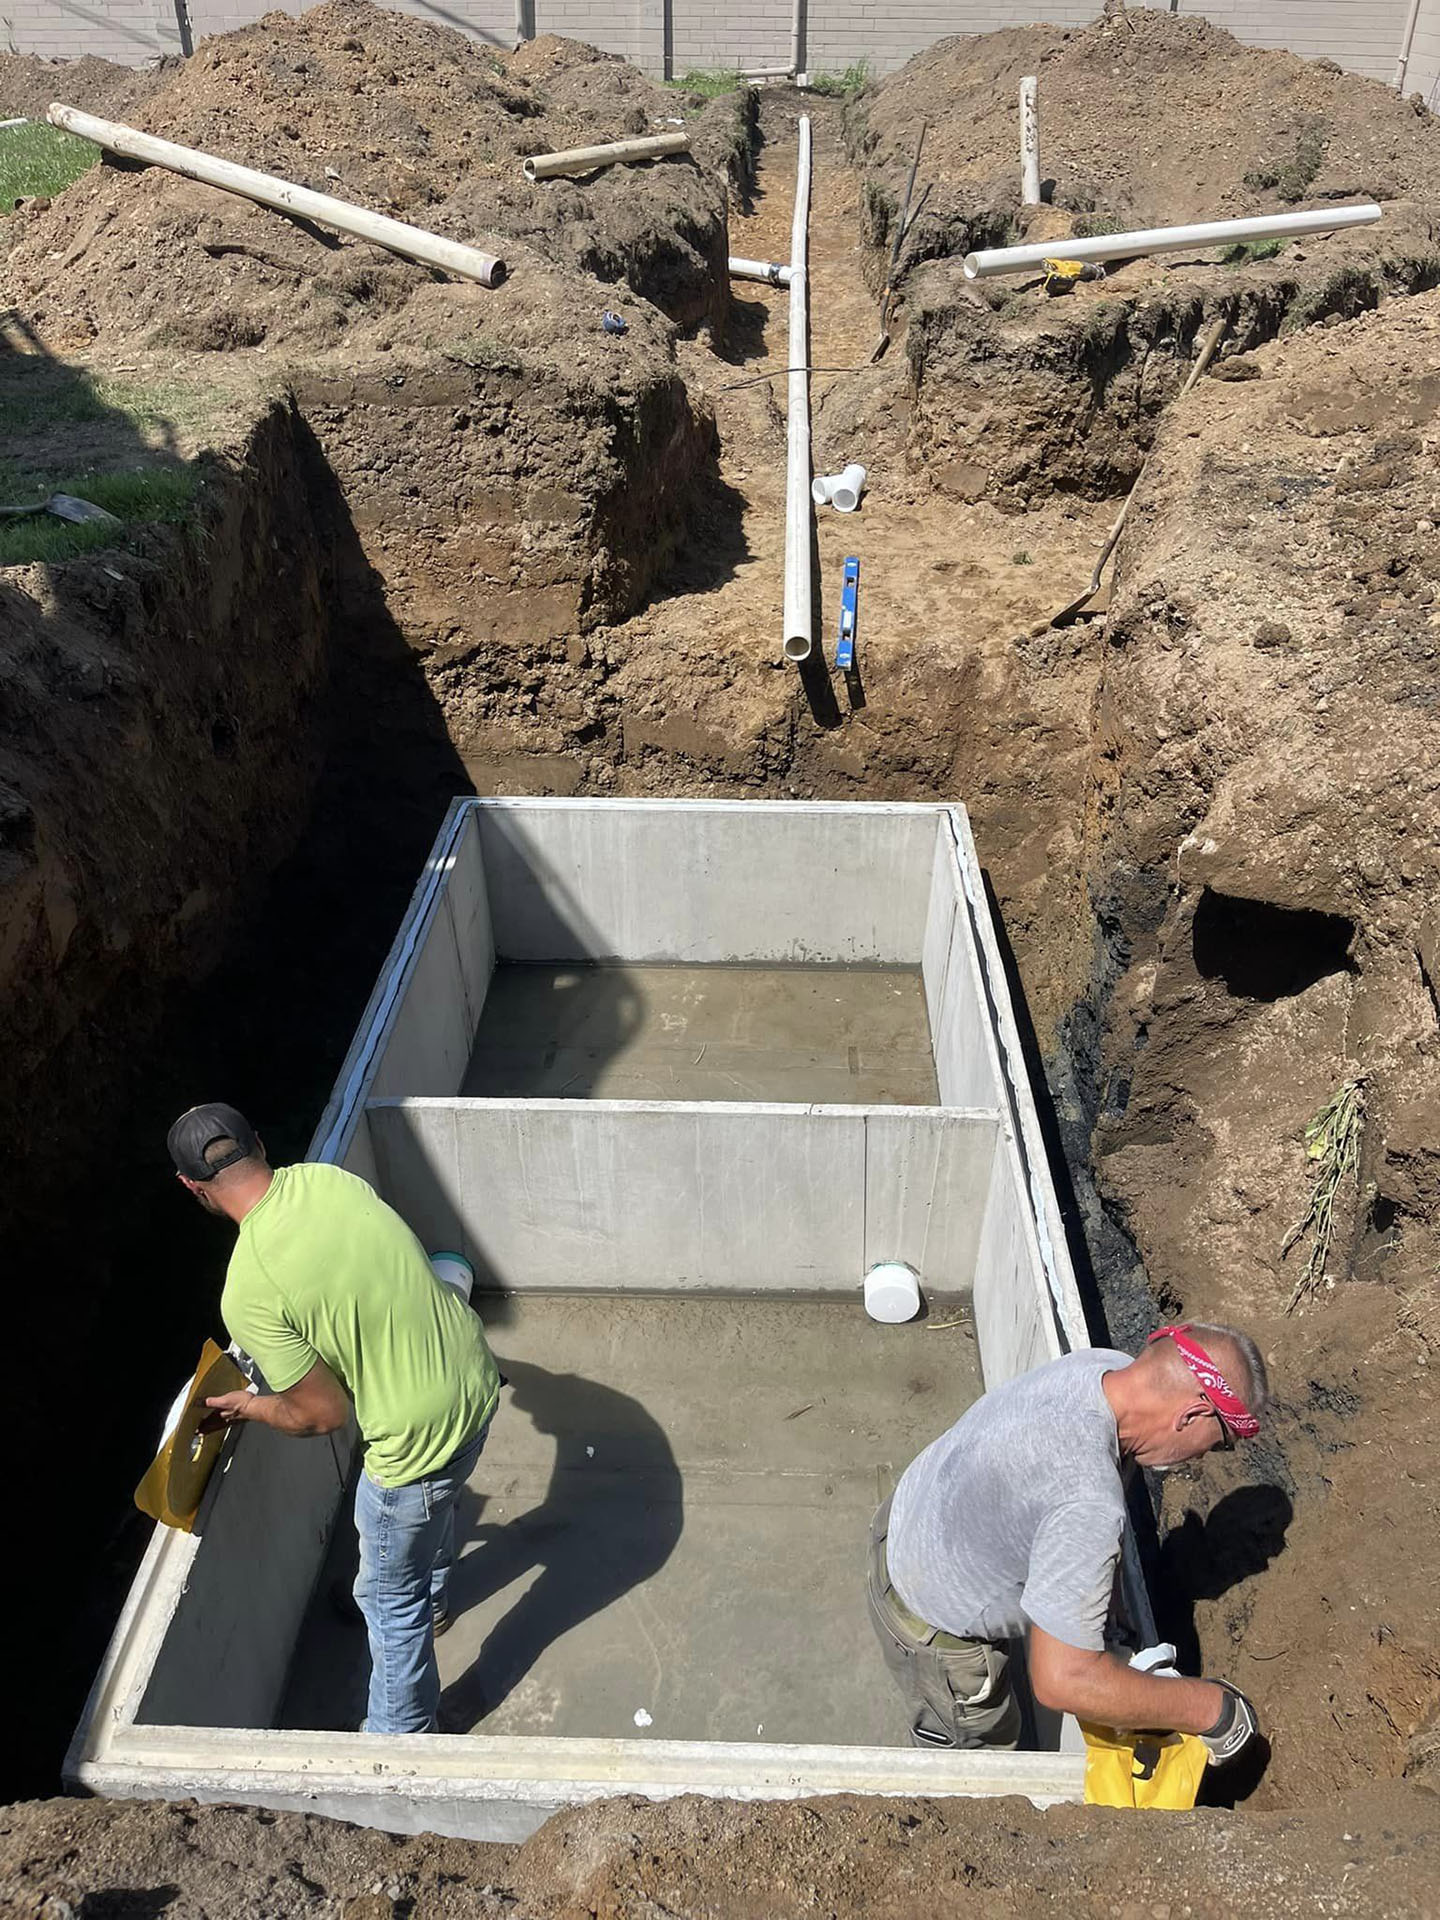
[5, 1783, 1440, 1917]
[4, 5, 1440, 1913]
[5, 1, 751, 344]
[845, 11, 1440, 501]
[859, 11, 1440, 231]
[0, 51, 167, 123]
[1083, 288, 1440, 1808]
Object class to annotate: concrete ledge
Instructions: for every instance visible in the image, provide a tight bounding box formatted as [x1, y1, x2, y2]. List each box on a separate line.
[81, 1727, 1087, 1841]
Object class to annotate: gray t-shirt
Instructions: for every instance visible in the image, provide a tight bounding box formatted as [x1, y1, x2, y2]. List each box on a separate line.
[885, 1348, 1130, 1651]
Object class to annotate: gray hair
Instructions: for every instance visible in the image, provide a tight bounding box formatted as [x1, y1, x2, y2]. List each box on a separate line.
[1188, 1321, 1270, 1418]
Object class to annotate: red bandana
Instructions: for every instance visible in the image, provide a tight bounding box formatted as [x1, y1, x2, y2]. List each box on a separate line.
[1147, 1324, 1260, 1439]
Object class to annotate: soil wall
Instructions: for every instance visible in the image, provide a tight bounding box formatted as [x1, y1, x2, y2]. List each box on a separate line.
[0, 393, 328, 1225]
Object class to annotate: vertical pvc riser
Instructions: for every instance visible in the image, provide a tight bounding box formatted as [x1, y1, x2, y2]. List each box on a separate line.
[782, 116, 814, 665]
[1020, 77, 1040, 207]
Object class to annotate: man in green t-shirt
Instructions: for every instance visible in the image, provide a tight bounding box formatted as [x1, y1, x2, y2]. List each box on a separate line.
[168, 1101, 501, 1735]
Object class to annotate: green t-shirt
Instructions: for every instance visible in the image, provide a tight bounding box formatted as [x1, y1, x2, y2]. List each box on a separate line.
[221, 1162, 500, 1488]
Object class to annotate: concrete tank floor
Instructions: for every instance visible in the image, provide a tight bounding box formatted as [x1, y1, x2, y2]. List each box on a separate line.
[461, 964, 939, 1104]
[280, 1291, 982, 1745]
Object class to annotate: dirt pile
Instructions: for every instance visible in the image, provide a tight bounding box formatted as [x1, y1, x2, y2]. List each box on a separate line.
[5, 1781, 1439, 1917]
[857, 10, 1440, 237]
[5, 0, 749, 351]
[0, 50, 166, 122]
[844, 11, 1440, 501]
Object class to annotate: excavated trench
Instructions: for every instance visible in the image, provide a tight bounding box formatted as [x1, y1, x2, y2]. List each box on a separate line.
[7, 65, 1439, 1814]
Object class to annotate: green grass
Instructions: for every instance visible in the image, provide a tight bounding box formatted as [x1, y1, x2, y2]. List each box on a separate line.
[1220, 238, 1287, 266]
[0, 372, 216, 438]
[1243, 116, 1329, 205]
[806, 60, 870, 98]
[666, 68, 745, 97]
[438, 336, 524, 373]
[1071, 214, 1128, 240]
[0, 122, 97, 214]
[0, 465, 201, 566]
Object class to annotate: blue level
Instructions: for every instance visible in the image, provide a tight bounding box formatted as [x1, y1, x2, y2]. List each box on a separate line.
[836, 555, 860, 671]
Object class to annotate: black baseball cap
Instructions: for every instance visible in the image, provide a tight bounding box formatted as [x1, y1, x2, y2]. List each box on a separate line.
[167, 1102, 261, 1181]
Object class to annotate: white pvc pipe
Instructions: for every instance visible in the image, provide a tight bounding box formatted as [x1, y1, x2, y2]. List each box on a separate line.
[522, 132, 689, 181]
[47, 103, 507, 287]
[964, 202, 1382, 279]
[1020, 76, 1041, 208]
[729, 256, 793, 285]
[782, 115, 813, 665]
[1396, 0, 1424, 88]
[790, 0, 804, 88]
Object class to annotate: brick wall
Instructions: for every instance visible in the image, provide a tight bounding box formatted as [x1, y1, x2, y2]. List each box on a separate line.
[2, 0, 1423, 105]
[1173, 0, 1410, 84]
[5, 0, 184, 63]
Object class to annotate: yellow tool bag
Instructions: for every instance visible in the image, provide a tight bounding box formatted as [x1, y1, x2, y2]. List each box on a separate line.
[1079, 1720, 1208, 1809]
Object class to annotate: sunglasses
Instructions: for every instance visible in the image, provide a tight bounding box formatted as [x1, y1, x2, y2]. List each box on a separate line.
[1210, 1408, 1236, 1452]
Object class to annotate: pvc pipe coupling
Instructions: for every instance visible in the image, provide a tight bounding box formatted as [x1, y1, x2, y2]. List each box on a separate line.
[811, 463, 867, 513]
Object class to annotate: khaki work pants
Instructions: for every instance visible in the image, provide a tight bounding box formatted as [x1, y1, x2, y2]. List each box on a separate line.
[867, 1496, 1022, 1750]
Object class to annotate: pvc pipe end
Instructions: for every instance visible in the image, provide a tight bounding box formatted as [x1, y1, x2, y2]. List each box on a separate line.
[864, 1261, 922, 1324]
[811, 476, 834, 506]
[522, 158, 539, 182]
[483, 258, 508, 288]
[962, 254, 981, 280]
[783, 634, 812, 663]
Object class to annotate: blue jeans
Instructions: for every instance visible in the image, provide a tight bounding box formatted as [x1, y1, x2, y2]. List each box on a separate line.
[352, 1425, 488, 1734]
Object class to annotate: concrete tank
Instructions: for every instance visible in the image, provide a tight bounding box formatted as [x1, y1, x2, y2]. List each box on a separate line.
[67, 799, 1152, 1837]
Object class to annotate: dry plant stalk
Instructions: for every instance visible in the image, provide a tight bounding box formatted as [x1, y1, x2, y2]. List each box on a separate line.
[1281, 1076, 1365, 1313]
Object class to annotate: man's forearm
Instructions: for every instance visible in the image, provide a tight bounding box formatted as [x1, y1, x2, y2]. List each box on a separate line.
[1044, 1651, 1225, 1733]
[240, 1392, 332, 1437]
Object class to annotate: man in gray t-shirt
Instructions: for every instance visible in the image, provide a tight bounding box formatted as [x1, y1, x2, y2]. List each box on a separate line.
[868, 1322, 1269, 1760]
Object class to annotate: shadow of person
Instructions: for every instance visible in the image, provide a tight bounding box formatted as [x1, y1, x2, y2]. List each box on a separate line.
[1154, 1483, 1295, 1675]
[439, 1357, 683, 1729]
[1197, 1730, 1272, 1808]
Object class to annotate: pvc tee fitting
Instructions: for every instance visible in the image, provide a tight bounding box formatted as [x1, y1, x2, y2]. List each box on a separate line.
[812, 463, 867, 512]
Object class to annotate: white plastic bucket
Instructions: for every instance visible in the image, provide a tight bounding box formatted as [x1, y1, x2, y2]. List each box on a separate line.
[430, 1250, 475, 1300]
[831, 463, 867, 513]
[864, 1260, 921, 1324]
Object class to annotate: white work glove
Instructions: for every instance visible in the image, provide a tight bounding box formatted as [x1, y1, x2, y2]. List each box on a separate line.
[1198, 1680, 1259, 1765]
[1128, 1642, 1181, 1679]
